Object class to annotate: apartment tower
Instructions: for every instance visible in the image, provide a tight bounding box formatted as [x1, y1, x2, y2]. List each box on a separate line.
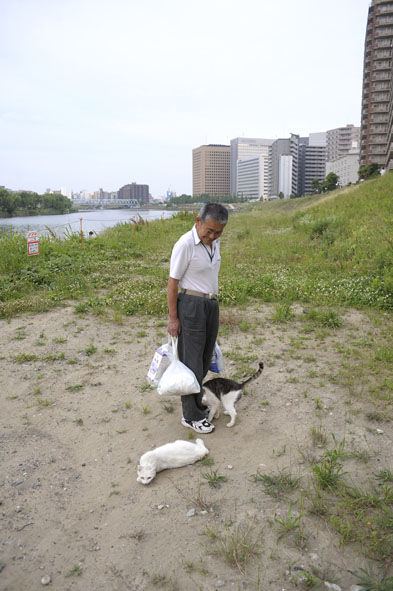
[192, 144, 230, 197]
[298, 138, 327, 196]
[326, 125, 360, 162]
[360, 0, 393, 168]
[118, 182, 149, 203]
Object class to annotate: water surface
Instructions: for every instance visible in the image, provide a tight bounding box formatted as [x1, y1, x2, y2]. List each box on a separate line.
[0, 209, 174, 238]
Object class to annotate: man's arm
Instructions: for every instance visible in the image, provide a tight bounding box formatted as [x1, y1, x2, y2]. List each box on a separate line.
[167, 277, 181, 336]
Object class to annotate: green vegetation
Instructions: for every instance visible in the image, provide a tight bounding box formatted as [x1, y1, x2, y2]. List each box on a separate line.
[250, 469, 300, 498]
[358, 162, 381, 181]
[1, 174, 393, 318]
[0, 187, 73, 216]
[167, 193, 249, 205]
[203, 521, 262, 574]
[202, 470, 228, 489]
[311, 171, 339, 194]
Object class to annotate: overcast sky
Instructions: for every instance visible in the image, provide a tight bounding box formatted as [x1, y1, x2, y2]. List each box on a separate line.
[1, 0, 371, 197]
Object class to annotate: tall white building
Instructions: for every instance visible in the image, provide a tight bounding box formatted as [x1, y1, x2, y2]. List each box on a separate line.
[237, 154, 270, 200]
[271, 134, 299, 197]
[230, 137, 274, 196]
[278, 155, 293, 198]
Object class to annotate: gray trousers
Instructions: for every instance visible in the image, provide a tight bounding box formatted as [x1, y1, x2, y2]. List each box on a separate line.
[177, 292, 219, 421]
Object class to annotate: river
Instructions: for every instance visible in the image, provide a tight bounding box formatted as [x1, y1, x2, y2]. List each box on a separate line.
[0, 209, 175, 238]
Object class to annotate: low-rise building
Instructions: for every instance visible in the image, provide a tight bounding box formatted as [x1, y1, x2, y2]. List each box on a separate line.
[326, 145, 360, 186]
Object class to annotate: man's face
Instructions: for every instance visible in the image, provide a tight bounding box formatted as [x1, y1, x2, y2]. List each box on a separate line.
[195, 217, 226, 246]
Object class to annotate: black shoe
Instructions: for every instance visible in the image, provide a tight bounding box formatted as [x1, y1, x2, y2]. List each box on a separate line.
[181, 417, 215, 433]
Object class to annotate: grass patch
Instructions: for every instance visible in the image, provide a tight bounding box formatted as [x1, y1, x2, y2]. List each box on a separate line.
[12, 352, 38, 363]
[66, 384, 84, 391]
[202, 470, 228, 489]
[274, 507, 305, 545]
[250, 469, 300, 497]
[203, 521, 262, 574]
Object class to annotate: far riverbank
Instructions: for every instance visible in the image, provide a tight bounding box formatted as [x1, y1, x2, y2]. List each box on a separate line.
[0, 209, 175, 238]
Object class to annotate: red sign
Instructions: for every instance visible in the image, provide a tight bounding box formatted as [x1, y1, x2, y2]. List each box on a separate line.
[27, 232, 39, 256]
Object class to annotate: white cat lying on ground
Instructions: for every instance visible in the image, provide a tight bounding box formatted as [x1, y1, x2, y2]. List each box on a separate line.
[137, 438, 209, 485]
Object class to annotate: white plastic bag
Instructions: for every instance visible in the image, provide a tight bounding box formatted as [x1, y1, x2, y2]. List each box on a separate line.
[157, 337, 200, 396]
[209, 342, 224, 373]
[147, 338, 172, 387]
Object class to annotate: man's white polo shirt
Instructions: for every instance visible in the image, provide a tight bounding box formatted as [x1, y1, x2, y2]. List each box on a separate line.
[169, 225, 221, 295]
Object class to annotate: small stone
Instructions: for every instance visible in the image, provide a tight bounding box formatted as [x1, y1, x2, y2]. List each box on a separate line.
[200, 510, 208, 515]
[157, 504, 165, 510]
[324, 583, 341, 591]
[95, 546, 100, 551]
[349, 586, 362, 591]
[227, 464, 233, 470]
[309, 552, 319, 560]
[41, 575, 51, 585]
[376, 428, 384, 434]
[187, 508, 196, 517]
[215, 581, 225, 588]
[15, 506, 22, 513]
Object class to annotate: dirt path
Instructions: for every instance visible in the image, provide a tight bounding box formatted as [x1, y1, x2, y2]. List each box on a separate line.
[1, 304, 392, 591]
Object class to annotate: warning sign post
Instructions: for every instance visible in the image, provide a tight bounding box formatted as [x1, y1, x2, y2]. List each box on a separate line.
[27, 232, 39, 256]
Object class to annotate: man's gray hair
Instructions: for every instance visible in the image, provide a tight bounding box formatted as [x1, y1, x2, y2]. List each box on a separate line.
[198, 203, 229, 225]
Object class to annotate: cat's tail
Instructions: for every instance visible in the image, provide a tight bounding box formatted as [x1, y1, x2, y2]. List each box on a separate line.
[240, 361, 264, 387]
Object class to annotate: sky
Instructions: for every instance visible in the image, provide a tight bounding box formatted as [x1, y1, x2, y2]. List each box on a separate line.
[1, 0, 371, 198]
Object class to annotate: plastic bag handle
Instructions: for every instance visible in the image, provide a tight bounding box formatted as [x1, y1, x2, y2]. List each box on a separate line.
[171, 336, 179, 361]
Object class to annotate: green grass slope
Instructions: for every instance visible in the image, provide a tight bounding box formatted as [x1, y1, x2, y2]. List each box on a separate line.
[220, 174, 393, 310]
[0, 175, 392, 318]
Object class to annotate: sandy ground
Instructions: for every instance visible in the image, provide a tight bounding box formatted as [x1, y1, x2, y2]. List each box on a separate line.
[1, 303, 392, 591]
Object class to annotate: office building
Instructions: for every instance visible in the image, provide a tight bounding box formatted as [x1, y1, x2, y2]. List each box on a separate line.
[237, 154, 270, 200]
[230, 137, 274, 196]
[360, 0, 393, 168]
[192, 144, 230, 197]
[118, 182, 149, 203]
[327, 125, 360, 162]
[298, 137, 326, 195]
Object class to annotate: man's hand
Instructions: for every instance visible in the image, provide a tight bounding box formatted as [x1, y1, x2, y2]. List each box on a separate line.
[167, 317, 181, 337]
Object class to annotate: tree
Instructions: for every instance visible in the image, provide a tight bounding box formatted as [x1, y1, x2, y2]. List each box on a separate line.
[358, 163, 381, 180]
[0, 188, 18, 214]
[19, 191, 39, 210]
[322, 172, 339, 193]
[311, 179, 322, 194]
[279, 191, 284, 199]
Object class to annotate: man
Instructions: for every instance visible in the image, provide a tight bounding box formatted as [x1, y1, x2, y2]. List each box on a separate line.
[167, 203, 228, 434]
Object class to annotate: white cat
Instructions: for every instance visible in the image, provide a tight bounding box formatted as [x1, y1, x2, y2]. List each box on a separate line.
[137, 438, 209, 485]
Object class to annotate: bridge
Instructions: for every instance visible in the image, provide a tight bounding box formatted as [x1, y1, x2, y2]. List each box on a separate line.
[72, 199, 142, 208]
